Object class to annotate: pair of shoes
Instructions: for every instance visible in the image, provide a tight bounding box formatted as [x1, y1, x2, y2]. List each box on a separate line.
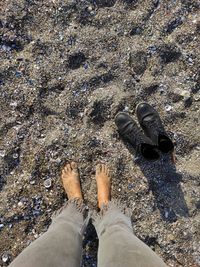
[115, 103, 174, 160]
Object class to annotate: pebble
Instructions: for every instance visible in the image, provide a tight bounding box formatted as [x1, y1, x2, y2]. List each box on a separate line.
[44, 178, 52, 189]
[179, 90, 190, 99]
[158, 88, 167, 95]
[34, 234, 39, 239]
[128, 183, 134, 190]
[0, 223, 4, 229]
[2, 252, 10, 263]
[147, 45, 157, 55]
[165, 104, 172, 112]
[17, 201, 23, 207]
[34, 205, 40, 211]
[165, 211, 169, 218]
[13, 153, 19, 159]
[15, 71, 22, 77]
[0, 150, 6, 157]
[67, 36, 76, 46]
[10, 101, 18, 107]
[26, 240, 32, 246]
[83, 62, 89, 69]
[167, 234, 175, 242]
[87, 6, 93, 12]
[193, 93, 200, 101]
[1, 45, 11, 52]
[188, 57, 194, 65]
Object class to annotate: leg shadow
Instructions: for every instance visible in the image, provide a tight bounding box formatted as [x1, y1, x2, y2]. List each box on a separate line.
[82, 220, 98, 267]
[124, 141, 189, 223]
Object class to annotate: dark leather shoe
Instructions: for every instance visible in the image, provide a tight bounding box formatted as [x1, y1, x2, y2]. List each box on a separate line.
[115, 112, 160, 160]
[136, 103, 174, 153]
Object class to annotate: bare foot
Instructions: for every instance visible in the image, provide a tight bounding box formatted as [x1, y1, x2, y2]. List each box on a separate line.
[61, 162, 83, 200]
[96, 164, 111, 209]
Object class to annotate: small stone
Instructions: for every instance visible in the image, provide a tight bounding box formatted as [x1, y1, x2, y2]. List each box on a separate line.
[194, 93, 200, 101]
[2, 252, 10, 263]
[158, 87, 167, 96]
[118, 188, 121, 192]
[34, 205, 40, 211]
[180, 90, 190, 98]
[0, 223, 4, 229]
[2, 45, 11, 51]
[0, 150, 6, 157]
[165, 104, 172, 112]
[123, 106, 129, 111]
[34, 234, 39, 239]
[44, 178, 52, 189]
[10, 101, 18, 107]
[165, 211, 169, 218]
[188, 57, 193, 64]
[25, 240, 31, 246]
[83, 62, 89, 69]
[128, 184, 134, 189]
[147, 45, 157, 55]
[167, 234, 175, 241]
[15, 71, 22, 77]
[87, 6, 93, 12]
[13, 153, 19, 159]
[55, 158, 62, 164]
[18, 201, 23, 207]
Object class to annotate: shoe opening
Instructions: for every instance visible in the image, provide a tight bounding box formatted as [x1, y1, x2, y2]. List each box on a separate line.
[158, 134, 174, 153]
[141, 144, 159, 160]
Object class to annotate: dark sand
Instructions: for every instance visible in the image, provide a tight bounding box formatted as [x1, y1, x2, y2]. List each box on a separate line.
[0, 1, 200, 266]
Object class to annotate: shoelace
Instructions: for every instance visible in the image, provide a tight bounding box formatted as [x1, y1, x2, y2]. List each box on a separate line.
[144, 118, 163, 135]
[122, 122, 147, 146]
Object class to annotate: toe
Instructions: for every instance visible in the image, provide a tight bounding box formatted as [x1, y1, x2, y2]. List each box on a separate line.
[104, 165, 108, 175]
[101, 164, 106, 173]
[102, 164, 107, 173]
[106, 166, 110, 176]
[96, 164, 102, 174]
[61, 169, 65, 177]
[66, 163, 71, 172]
[63, 165, 69, 174]
[71, 161, 78, 170]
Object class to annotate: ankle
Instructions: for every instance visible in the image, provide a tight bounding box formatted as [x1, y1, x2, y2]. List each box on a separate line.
[98, 194, 110, 209]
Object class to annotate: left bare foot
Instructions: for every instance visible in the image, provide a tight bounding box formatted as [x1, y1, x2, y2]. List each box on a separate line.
[61, 162, 83, 200]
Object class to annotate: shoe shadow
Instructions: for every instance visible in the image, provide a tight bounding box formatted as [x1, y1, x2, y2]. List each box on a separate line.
[124, 142, 189, 223]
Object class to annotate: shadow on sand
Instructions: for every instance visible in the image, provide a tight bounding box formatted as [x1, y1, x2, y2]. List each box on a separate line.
[125, 142, 189, 223]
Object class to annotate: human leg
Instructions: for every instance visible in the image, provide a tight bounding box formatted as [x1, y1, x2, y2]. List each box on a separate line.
[9, 162, 88, 267]
[93, 164, 167, 267]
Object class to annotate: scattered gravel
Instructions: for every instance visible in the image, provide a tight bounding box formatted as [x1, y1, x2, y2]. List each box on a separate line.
[0, 0, 200, 266]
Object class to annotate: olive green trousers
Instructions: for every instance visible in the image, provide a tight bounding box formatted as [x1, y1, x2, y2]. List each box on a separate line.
[9, 200, 167, 267]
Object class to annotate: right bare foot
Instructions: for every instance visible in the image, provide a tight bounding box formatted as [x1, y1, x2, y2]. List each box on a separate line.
[61, 162, 83, 200]
[96, 164, 111, 209]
